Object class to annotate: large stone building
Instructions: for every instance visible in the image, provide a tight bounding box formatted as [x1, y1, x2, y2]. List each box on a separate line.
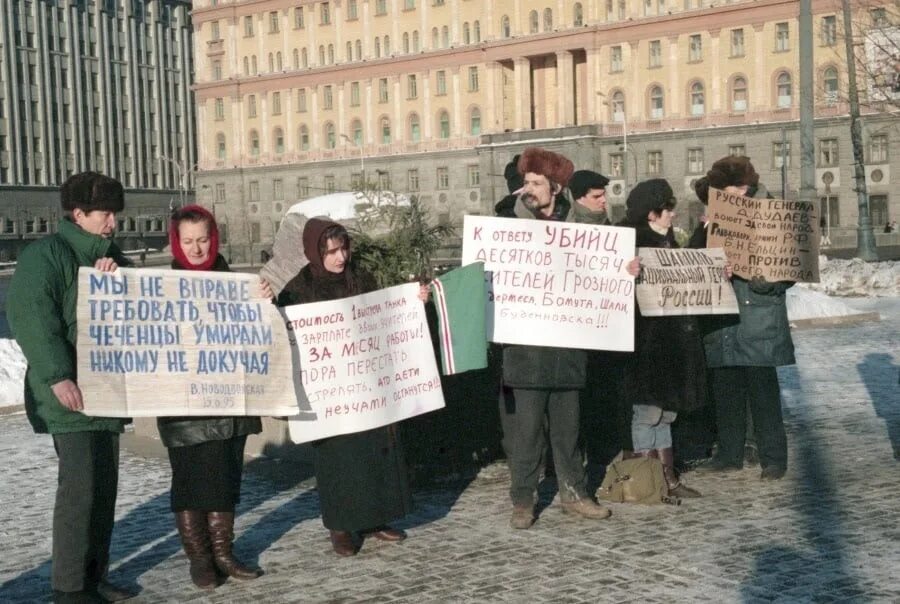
[191, 0, 898, 261]
[0, 0, 196, 261]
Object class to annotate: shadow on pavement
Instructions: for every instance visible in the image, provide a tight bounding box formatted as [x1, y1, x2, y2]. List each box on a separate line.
[857, 352, 900, 459]
[740, 366, 863, 602]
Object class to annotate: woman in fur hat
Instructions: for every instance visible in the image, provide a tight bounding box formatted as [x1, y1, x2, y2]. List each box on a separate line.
[621, 179, 705, 499]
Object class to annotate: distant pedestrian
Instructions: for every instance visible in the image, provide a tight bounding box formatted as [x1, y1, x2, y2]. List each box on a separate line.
[7, 172, 136, 603]
[159, 205, 265, 589]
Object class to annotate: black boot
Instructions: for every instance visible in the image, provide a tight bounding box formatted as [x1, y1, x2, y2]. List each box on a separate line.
[174, 511, 218, 590]
[658, 448, 701, 498]
[207, 511, 263, 580]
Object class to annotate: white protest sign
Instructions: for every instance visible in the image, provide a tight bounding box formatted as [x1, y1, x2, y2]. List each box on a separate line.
[635, 247, 739, 316]
[77, 267, 299, 417]
[461, 215, 636, 352]
[285, 283, 444, 444]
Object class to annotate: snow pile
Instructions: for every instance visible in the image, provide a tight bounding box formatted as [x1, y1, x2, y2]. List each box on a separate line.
[802, 257, 900, 297]
[786, 287, 866, 321]
[0, 338, 25, 407]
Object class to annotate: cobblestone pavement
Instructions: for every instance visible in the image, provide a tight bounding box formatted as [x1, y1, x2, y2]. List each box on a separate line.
[1, 298, 898, 603]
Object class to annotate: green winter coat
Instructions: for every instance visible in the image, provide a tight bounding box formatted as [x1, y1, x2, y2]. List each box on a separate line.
[7, 219, 130, 435]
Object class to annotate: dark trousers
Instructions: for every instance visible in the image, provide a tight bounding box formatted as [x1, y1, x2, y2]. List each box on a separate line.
[500, 387, 586, 505]
[51, 431, 120, 593]
[167, 435, 248, 512]
[711, 366, 788, 470]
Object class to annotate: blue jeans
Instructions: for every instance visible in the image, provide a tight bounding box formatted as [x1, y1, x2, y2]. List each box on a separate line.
[631, 405, 677, 452]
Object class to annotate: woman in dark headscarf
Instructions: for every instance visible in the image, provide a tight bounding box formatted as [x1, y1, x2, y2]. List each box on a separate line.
[160, 205, 264, 589]
[277, 218, 414, 557]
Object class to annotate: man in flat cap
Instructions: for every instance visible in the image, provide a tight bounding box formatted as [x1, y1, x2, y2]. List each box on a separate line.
[494, 148, 613, 529]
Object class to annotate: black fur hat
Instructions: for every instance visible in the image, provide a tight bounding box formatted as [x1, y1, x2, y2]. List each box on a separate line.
[61, 172, 125, 213]
[625, 178, 675, 224]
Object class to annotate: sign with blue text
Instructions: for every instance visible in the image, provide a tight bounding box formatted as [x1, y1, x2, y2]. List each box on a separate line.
[284, 283, 445, 444]
[77, 267, 299, 417]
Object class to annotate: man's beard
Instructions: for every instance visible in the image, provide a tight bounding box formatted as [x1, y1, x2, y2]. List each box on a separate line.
[521, 193, 550, 211]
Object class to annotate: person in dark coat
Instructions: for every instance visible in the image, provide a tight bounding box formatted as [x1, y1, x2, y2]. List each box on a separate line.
[277, 217, 414, 556]
[694, 156, 794, 481]
[159, 205, 264, 589]
[495, 148, 613, 529]
[622, 179, 704, 498]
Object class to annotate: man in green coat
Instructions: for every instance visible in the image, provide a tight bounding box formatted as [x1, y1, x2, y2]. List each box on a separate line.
[7, 172, 134, 603]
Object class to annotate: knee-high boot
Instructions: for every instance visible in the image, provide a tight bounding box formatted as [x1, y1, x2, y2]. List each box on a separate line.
[174, 511, 217, 590]
[207, 511, 263, 580]
[658, 448, 701, 498]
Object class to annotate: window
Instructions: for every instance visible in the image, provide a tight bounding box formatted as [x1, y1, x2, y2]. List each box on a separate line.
[319, 45, 325, 65]
[775, 22, 789, 51]
[821, 15, 836, 46]
[611, 46, 623, 72]
[212, 61, 222, 81]
[302, 48, 309, 67]
[437, 167, 449, 189]
[249, 181, 260, 201]
[690, 82, 705, 116]
[408, 114, 421, 142]
[468, 67, 479, 92]
[405, 0, 415, 8]
[299, 125, 309, 150]
[473, 21, 481, 43]
[273, 128, 284, 154]
[214, 98, 224, 120]
[273, 179, 284, 200]
[773, 141, 792, 168]
[820, 195, 840, 228]
[403, 32, 410, 53]
[501, 15, 510, 38]
[689, 34, 702, 62]
[351, 119, 363, 145]
[324, 123, 336, 149]
[529, 10, 539, 33]
[687, 148, 704, 173]
[378, 171, 391, 190]
[298, 177, 309, 197]
[355, 40, 362, 59]
[244, 15, 254, 37]
[216, 133, 226, 160]
[732, 77, 748, 112]
[730, 28, 744, 57]
[436, 70, 447, 95]
[647, 151, 663, 174]
[611, 91, 625, 122]
[322, 86, 333, 110]
[379, 78, 389, 103]
[818, 138, 838, 166]
[463, 23, 470, 44]
[269, 11, 279, 33]
[649, 40, 662, 68]
[272, 92, 281, 115]
[350, 82, 360, 106]
[407, 75, 418, 99]
[375, 0, 387, 14]
[431, 28, 438, 49]
[249, 131, 260, 156]
[777, 72, 792, 108]
[649, 86, 664, 119]
[385, 35, 391, 54]
[210, 21, 220, 40]
[294, 7, 305, 29]
[870, 8, 888, 27]
[869, 134, 888, 163]
[381, 117, 391, 144]
[438, 111, 450, 139]
[321, 2, 331, 25]
[247, 95, 257, 118]
[413, 31, 420, 51]
[609, 153, 623, 177]
[729, 144, 745, 157]
[468, 165, 480, 187]
[215, 183, 227, 202]
[328, 44, 335, 64]
[408, 169, 419, 191]
[324, 175, 336, 193]
[574, 3, 584, 26]
[297, 89, 307, 112]
[470, 108, 481, 135]
[543, 8, 553, 31]
[441, 26, 448, 48]
[823, 67, 839, 103]
[348, 0, 359, 19]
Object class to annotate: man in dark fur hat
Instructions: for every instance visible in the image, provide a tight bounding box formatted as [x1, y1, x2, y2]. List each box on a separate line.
[495, 147, 613, 529]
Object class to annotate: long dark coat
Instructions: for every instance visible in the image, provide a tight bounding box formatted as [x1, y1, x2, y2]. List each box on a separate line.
[624, 225, 707, 413]
[278, 264, 413, 532]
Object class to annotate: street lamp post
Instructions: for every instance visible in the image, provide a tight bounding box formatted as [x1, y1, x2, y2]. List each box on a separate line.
[158, 155, 199, 209]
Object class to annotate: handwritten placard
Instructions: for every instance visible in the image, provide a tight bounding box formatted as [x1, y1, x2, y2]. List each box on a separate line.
[461, 216, 636, 352]
[284, 283, 445, 444]
[635, 247, 738, 316]
[77, 267, 298, 417]
[707, 187, 820, 282]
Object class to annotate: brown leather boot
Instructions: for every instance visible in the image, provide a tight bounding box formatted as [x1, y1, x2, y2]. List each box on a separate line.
[329, 530, 360, 556]
[658, 447, 701, 498]
[207, 511, 263, 580]
[174, 511, 217, 590]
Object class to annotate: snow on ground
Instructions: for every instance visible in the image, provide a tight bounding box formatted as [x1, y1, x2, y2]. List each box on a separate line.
[0, 259, 896, 410]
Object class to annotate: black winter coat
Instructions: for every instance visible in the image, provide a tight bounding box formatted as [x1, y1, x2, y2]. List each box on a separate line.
[625, 225, 706, 413]
[156, 255, 263, 448]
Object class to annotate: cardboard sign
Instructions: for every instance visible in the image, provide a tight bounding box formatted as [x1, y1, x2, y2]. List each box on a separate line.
[707, 187, 820, 282]
[461, 215, 636, 352]
[77, 267, 298, 417]
[635, 247, 738, 316]
[285, 283, 445, 444]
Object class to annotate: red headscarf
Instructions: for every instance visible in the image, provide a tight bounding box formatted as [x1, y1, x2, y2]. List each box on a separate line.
[169, 204, 220, 271]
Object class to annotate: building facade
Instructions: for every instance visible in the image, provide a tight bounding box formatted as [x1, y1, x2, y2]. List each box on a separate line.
[0, 0, 196, 260]
[191, 0, 899, 261]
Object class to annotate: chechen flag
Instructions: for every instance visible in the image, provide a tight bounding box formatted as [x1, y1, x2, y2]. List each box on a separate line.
[430, 262, 488, 375]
